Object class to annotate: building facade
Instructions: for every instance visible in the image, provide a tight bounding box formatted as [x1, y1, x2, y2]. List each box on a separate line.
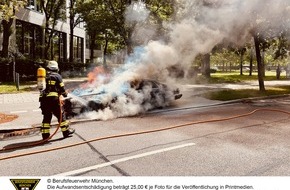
[1, 0, 86, 63]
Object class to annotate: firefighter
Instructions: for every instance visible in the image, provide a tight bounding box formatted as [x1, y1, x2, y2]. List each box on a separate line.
[39, 60, 75, 140]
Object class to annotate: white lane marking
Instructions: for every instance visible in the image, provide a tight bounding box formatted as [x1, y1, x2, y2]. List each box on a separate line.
[56, 142, 196, 176]
[10, 110, 28, 114]
[9, 109, 40, 114]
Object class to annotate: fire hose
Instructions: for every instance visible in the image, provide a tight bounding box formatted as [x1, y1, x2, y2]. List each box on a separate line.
[0, 97, 63, 151]
[0, 108, 290, 161]
[5, 66, 65, 149]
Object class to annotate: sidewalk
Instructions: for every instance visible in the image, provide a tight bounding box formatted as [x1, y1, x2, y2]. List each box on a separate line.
[0, 92, 39, 104]
[0, 78, 87, 131]
[0, 92, 41, 131]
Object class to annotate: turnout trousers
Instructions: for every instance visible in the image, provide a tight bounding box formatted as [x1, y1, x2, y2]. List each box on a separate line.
[40, 97, 69, 139]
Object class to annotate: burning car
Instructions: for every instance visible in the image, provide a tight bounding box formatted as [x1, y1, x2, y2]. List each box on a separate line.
[63, 79, 182, 119]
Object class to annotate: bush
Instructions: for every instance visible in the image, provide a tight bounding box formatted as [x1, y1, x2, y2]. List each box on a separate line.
[0, 57, 43, 82]
[0, 58, 90, 81]
[59, 61, 90, 78]
[15, 58, 40, 80]
[0, 58, 11, 81]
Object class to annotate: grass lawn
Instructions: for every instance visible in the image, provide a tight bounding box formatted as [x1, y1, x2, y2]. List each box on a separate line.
[203, 86, 290, 101]
[196, 70, 287, 84]
[0, 81, 36, 94]
[199, 71, 290, 101]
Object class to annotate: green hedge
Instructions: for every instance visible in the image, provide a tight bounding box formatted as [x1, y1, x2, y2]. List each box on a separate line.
[0, 58, 11, 81]
[0, 57, 91, 81]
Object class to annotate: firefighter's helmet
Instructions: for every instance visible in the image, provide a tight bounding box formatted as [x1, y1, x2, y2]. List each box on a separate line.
[47, 60, 59, 71]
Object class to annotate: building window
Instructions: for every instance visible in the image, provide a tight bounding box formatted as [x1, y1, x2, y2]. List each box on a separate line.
[52, 32, 60, 61]
[35, 27, 43, 59]
[16, 20, 43, 59]
[73, 36, 83, 62]
[24, 30, 33, 55]
[16, 21, 24, 53]
[50, 31, 67, 62]
[27, 0, 42, 12]
[59, 34, 64, 60]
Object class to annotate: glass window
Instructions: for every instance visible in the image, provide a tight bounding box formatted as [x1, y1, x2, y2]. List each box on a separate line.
[26, 0, 42, 12]
[23, 24, 34, 57]
[78, 38, 83, 59]
[35, 27, 43, 59]
[73, 36, 84, 62]
[16, 20, 24, 53]
[48, 31, 66, 62]
[52, 32, 60, 61]
[16, 20, 43, 59]
[73, 36, 78, 60]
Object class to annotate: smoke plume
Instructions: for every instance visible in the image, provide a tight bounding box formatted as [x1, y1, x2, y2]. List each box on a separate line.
[116, 0, 290, 80]
[71, 0, 290, 120]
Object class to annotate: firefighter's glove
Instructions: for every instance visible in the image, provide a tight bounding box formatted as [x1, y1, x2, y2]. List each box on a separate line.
[62, 92, 68, 98]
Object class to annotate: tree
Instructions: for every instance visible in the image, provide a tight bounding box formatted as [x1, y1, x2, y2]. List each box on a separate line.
[76, 0, 113, 64]
[77, 0, 175, 63]
[249, 0, 290, 91]
[211, 47, 238, 72]
[254, 34, 265, 92]
[201, 53, 211, 77]
[249, 46, 254, 76]
[68, 0, 82, 62]
[0, 0, 26, 58]
[38, 0, 66, 60]
[235, 47, 247, 76]
[274, 32, 289, 60]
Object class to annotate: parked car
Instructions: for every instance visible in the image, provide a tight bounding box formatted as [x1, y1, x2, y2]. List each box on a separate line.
[63, 79, 182, 118]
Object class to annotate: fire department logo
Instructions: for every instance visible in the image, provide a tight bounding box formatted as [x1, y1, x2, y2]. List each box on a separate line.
[10, 179, 40, 190]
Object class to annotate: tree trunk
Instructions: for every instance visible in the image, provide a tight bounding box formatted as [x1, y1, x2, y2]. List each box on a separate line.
[103, 32, 109, 69]
[249, 47, 253, 76]
[69, 26, 74, 63]
[126, 28, 133, 55]
[89, 32, 97, 64]
[254, 35, 265, 92]
[201, 53, 211, 78]
[69, 14, 74, 62]
[1, 19, 14, 58]
[44, 26, 50, 59]
[261, 51, 265, 77]
[239, 53, 243, 75]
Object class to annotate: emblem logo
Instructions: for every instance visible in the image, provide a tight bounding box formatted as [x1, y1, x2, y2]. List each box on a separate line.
[10, 179, 40, 190]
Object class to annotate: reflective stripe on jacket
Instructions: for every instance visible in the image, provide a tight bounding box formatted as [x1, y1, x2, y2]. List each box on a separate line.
[40, 71, 67, 98]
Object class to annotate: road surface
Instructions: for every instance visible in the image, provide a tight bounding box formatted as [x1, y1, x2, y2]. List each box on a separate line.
[0, 95, 290, 176]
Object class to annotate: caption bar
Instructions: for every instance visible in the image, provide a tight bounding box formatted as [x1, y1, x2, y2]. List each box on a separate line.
[1, 177, 289, 190]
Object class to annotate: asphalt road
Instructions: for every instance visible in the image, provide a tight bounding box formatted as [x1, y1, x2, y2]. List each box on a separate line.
[1, 96, 290, 176]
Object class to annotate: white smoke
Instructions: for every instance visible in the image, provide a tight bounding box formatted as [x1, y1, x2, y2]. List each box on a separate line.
[74, 0, 290, 120]
[125, 0, 150, 23]
[117, 0, 290, 82]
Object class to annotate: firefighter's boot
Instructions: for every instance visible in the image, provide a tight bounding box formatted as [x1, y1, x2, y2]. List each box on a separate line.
[63, 128, 75, 138]
[42, 133, 50, 140]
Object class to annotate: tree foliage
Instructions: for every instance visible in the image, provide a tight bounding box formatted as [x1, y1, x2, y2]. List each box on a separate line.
[0, 0, 25, 21]
[38, 0, 66, 59]
[0, 0, 27, 58]
[68, 0, 83, 62]
[76, 0, 175, 63]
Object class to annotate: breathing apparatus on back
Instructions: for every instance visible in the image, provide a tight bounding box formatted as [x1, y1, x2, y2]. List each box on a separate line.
[37, 60, 59, 91]
[37, 67, 46, 91]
